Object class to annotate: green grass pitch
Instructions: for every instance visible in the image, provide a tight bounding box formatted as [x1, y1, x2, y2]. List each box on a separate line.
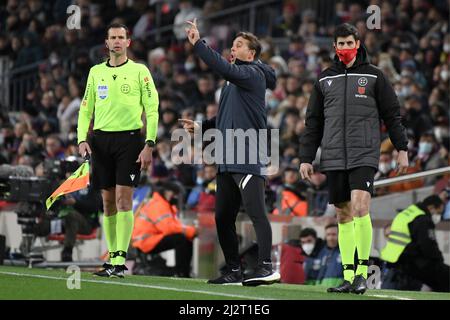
[0, 266, 449, 300]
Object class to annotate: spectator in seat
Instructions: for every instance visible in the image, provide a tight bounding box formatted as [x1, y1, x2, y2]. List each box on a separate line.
[314, 224, 344, 287]
[173, 0, 203, 41]
[187, 164, 216, 213]
[300, 227, 325, 285]
[413, 131, 447, 185]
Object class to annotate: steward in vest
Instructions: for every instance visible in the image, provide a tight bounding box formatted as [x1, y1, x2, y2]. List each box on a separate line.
[272, 167, 308, 216]
[381, 195, 449, 292]
[132, 182, 197, 277]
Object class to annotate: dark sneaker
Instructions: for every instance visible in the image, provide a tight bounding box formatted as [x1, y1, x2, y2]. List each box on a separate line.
[110, 265, 128, 278]
[93, 263, 114, 277]
[327, 280, 353, 293]
[352, 275, 367, 294]
[61, 247, 73, 262]
[242, 264, 280, 287]
[207, 268, 243, 285]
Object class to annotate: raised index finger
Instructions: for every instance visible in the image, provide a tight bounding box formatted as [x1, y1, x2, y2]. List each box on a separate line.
[185, 20, 197, 28]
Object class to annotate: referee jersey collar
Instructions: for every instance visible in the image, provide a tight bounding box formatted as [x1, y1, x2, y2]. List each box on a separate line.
[106, 58, 129, 68]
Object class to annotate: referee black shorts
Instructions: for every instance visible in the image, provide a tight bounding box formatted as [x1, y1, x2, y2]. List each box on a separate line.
[90, 129, 144, 190]
[325, 166, 376, 205]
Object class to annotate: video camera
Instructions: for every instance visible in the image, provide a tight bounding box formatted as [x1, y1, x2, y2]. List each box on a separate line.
[43, 158, 80, 180]
[0, 161, 78, 258]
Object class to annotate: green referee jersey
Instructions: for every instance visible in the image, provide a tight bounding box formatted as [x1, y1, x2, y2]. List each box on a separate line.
[77, 59, 159, 144]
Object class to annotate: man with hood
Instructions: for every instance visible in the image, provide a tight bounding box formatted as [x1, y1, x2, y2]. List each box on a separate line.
[299, 23, 409, 294]
[181, 19, 280, 286]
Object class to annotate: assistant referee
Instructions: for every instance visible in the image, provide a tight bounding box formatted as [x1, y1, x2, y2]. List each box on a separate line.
[77, 23, 159, 278]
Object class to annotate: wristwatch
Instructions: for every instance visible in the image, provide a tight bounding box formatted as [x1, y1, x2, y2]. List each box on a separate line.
[145, 140, 155, 148]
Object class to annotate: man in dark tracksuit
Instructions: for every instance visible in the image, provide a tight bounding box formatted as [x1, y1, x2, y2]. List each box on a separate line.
[299, 24, 409, 294]
[182, 19, 280, 286]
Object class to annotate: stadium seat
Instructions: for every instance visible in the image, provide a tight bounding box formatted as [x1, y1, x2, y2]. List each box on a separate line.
[43, 228, 99, 261]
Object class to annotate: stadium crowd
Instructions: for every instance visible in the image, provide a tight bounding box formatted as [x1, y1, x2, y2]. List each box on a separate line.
[0, 0, 448, 215]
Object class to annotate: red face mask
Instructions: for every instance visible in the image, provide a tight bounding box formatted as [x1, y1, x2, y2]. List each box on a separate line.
[335, 47, 358, 65]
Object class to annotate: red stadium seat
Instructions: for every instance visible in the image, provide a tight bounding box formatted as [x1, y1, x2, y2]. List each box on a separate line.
[47, 228, 98, 242]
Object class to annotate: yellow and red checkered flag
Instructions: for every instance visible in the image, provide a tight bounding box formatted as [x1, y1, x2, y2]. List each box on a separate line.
[46, 161, 90, 210]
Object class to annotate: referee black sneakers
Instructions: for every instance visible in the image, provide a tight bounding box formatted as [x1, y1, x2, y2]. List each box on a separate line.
[351, 275, 368, 294]
[207, 267, 243, 285]
[242, 263, 281, 287]
[110, 265, 128, 278]
[93, 263, 114, 277]
[327, 280, 353, 293]
[327, 275, 368, 294]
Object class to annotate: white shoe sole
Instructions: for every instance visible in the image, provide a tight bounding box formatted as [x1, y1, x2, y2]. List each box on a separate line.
[242, 272, 281, 286]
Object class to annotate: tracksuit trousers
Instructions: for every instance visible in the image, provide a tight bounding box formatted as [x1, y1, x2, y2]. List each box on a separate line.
[215, 172, 272, 269]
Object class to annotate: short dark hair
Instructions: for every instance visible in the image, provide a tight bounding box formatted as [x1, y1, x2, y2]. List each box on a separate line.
[299, 228, 317, 239]
[236, 31, 261, 60]
[106, 23, 130, 39]
[325, 223, 338, 230]
[158, 181, 180, 194]
[421, 195, 444, 208]
[334, 23, 360, 42]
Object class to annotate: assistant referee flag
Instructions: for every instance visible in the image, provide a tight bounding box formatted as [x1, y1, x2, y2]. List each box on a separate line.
[46, 161, 90, 210]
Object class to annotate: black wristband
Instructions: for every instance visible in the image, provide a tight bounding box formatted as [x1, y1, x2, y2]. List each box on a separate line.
[145, 140, 155, 148]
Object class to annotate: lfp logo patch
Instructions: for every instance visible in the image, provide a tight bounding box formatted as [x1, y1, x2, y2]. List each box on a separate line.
[98, 85, 108, 99]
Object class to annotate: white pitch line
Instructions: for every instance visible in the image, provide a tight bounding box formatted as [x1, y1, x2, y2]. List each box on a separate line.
[367, 294, 413, 300]
[0, 271, 274, 300]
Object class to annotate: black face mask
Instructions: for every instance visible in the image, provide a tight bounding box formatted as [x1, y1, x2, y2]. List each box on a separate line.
[169, 197, 178, 206]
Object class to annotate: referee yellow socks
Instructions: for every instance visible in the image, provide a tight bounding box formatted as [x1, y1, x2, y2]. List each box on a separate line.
[354, 214, 372, 279]
[338, 220, 356, 282]
[115, 210, 134, 265]
[103, 214, 117, 265]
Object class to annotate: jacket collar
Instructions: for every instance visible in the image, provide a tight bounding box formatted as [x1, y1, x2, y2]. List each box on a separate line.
[235, 58, 254, 65]
[106, 58, 129, 68]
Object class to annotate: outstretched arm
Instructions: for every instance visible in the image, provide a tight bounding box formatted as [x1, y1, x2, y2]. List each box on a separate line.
[185, 19, 256, 88]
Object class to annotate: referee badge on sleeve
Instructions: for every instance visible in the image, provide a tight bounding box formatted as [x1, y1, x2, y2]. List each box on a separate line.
[98, 85, 108, 99]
